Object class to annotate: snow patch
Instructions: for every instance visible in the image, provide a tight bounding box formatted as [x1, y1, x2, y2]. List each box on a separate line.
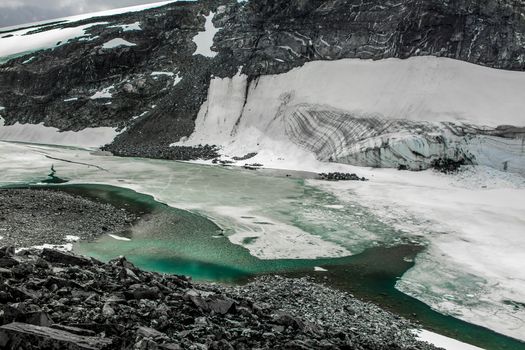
[109, 22, 142, 32]
[414, 330, 484, 350]
[214, 206, 349, 260]
[65, 235, 80, 242]
[314, 266, 328, 272]
[90, 86, 114, 99]
[15, 243, 73, 253]
[108, 234, 131, 241]
[173, 73, 182, 86]
[64, 97, 78, 102]
[323, 205, 344, 210]
[102, 38, 136, 49]
[22, 56, 35, 64]
[192, 12, 220, 57]
[151, 71, 175, 77]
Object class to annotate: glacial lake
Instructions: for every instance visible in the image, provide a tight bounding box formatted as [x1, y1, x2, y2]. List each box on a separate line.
[1, 141, 523, 350]
[16, 182, 525, 350]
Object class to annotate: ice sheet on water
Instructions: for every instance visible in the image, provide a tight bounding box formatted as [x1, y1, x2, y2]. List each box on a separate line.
[313, 167, 525, 341]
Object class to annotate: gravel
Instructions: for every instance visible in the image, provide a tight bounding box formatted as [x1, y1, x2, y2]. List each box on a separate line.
[0, 188, 136, 248]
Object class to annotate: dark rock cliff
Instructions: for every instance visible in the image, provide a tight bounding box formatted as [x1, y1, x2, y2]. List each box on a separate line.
[0, 0, 523, 158]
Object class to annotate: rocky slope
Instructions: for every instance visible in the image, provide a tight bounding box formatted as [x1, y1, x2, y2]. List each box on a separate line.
[0, 0, 524, 170]
[0, 246, 440, 350]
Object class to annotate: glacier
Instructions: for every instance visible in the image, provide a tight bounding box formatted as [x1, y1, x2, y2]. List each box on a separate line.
[175, 56, 525, 174]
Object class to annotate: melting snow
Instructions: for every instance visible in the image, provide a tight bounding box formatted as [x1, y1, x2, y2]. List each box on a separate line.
[108, 22, 142, 32]
[90, 86, 114, 99]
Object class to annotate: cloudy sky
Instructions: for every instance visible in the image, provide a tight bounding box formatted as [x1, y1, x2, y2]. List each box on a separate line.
[0, 0, 164, 28]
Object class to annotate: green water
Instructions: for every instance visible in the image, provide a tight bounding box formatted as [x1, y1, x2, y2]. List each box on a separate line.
[30, 183, 525, 350]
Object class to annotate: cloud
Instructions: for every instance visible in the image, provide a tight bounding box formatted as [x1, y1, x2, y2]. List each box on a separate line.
[0, 0, 163, 27]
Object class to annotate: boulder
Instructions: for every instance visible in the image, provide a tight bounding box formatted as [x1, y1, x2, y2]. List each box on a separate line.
[0, 322, 113, 349]
[185, 291, 236, 315]
[41, 249, 92, 267]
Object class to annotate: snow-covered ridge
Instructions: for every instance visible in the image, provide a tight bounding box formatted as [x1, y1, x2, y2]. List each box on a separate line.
[0, 22, 107, 62]
[176, 56, 525, 173]
[0, 1, 180, 62]
[0, 1, 178, 33]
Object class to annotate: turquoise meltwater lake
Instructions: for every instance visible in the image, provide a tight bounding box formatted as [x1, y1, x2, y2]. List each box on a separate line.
[31, 183, 525, 350]
[2, 143, 524, 350]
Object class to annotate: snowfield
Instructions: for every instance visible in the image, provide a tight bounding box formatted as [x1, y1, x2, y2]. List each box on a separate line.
[0, 22, 107, 62]
[0, 117, 119, 148]
[0, 1, 178, 33]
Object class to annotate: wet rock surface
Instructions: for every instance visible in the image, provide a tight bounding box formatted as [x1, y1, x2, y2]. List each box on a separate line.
[431, 158, 467, 174]
[0, 189, 136, 248]
[105, 144, 220, 161]
[0, 247, 441, 349]
[319, 172, 368, 181]
[0, 0, 524, 159]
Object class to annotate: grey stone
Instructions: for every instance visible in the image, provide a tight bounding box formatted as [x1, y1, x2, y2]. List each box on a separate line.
[0, 322, 113, 349]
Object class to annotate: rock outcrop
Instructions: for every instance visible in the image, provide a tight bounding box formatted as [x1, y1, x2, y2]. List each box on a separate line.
[0, 246, 440, 349]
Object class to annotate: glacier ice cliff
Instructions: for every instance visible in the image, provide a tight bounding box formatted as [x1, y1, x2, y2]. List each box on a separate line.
[177, 57, 525, 174]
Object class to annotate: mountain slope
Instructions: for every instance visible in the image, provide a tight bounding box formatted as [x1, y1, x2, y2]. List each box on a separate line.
[0, 0, 524, 171]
